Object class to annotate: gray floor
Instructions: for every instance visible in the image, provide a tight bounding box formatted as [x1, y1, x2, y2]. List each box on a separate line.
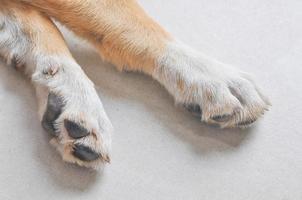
[0, 0, 301, 199]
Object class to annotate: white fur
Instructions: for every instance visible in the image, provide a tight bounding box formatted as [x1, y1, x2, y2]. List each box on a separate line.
[0, 13, 29, 67]
[32, 57, 113, 169]
[0, 12, 113, 169]
[0, 9, 270, 170]
[153, 41, 270, 127]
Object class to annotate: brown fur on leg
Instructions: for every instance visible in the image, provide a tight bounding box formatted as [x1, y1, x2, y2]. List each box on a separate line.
[19, 0, 172, 74]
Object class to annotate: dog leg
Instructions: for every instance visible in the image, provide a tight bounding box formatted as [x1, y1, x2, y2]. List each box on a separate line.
[0, 2, 112, 169]
[21, 0, 270, 127]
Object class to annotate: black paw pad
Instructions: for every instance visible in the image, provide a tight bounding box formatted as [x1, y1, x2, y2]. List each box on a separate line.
[237, 119, 257, 126]
[42, 93, 65, 136]
[184, 104, 202, 116]
[211, 114, 232, 122]
[72, 144, 100, 161]
[64, 120, 90, 139]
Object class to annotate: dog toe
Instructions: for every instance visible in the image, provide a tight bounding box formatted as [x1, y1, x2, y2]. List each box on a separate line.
[72, 144, 100, 161]
[64, 120, 90, 139]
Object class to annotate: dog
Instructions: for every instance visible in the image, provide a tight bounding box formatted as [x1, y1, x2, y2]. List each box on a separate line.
[0, 0, 270, 169]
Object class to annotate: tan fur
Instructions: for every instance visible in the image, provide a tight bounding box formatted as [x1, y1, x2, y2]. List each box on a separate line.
[0, 1, 71, 56]
[0, 1, 114, 167]
[17, 0, 172, 74]
[0, 0, 270, 168]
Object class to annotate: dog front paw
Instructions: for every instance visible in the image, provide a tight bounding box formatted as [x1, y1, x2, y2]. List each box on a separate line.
[28, 55, 114, 169]
[41, 91, 112, 169]
[154, 42, 270, 128]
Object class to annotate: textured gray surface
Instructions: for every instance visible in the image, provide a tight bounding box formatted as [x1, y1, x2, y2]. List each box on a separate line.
[0, 0, 301, 199]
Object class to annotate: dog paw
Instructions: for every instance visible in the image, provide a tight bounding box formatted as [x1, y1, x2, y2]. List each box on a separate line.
[40, 91, 112, 169]
[155, 42, 270, 128]
[181, 71, 270, 128]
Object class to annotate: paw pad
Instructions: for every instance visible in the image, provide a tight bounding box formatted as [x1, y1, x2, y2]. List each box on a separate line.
[64, 120, 90, 139]
[211, 114, 232, 122]
[72, 144, 100, 161]
[236, 119, 257, 127]
[42, 92, 64, 136]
